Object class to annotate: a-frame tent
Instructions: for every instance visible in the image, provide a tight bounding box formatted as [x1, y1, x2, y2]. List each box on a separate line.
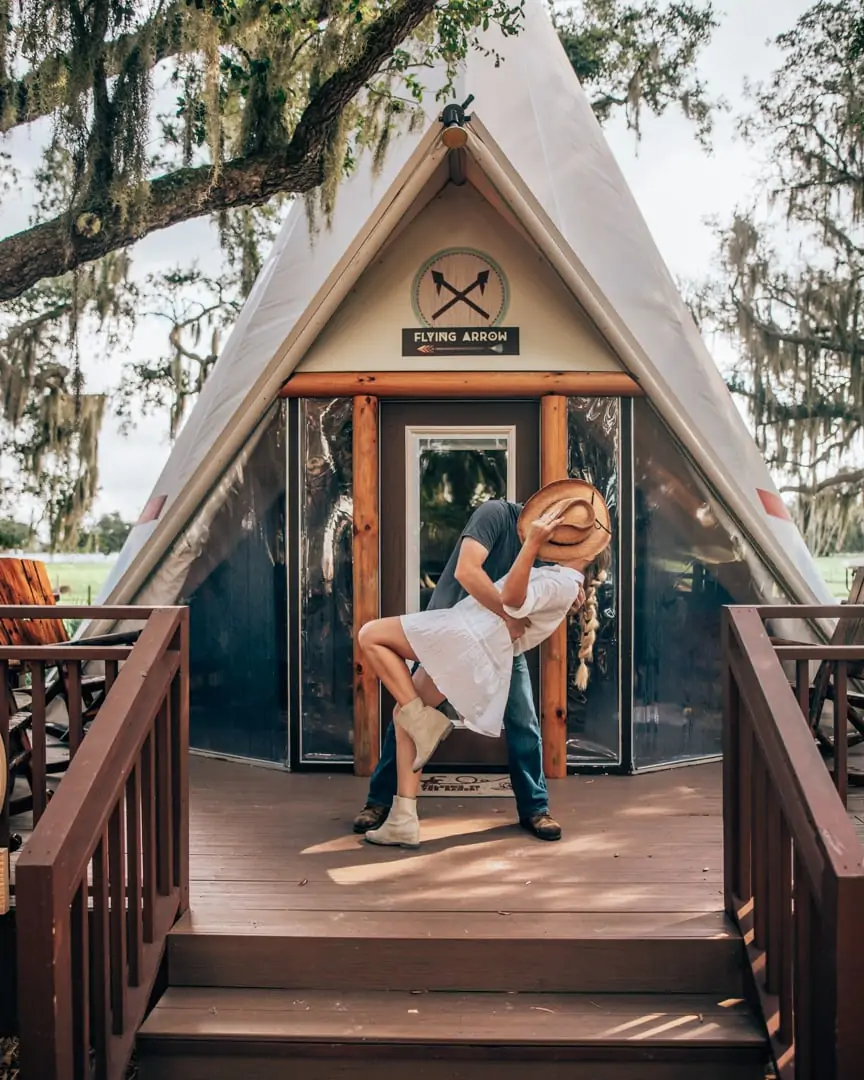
[90, 0, 836, 770]
[100, 1, 831, 613]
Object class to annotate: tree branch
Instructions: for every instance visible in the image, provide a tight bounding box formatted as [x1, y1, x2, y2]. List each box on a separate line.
[0, 0, 342, 133]
[734, 297, 864, 357]
[728, 382, 861, 424]
[0, 3, 186, 132]
[591, 93, 627, 114]
[0, 301, 72, 348]
[780, 468, 864, 496]
[143, 298, 235, 326]
[0, 0, 438, 301]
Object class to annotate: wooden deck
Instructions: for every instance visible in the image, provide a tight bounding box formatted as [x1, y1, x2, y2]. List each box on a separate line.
[11, 754, 861, 905]
[6, 752, 855, 1076]
[183, 756, 726, 919]
[134, 757, 773, 1078]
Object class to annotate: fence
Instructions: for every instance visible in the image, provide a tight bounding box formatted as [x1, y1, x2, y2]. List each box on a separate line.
[723, 605, 864, 1080]
[1, 605, 189, 1080]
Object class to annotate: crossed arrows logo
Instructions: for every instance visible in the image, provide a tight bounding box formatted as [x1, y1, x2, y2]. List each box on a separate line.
[430, 268, 490, 321]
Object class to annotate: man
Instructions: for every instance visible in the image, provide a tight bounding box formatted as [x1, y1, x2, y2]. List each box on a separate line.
[352, 497, 562, 841]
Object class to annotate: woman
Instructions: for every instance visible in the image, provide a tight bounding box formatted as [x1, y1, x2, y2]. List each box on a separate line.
[357, 479, 612, 848]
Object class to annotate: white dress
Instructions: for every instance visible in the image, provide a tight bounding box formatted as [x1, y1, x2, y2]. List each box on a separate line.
[400, 565, 584, 738]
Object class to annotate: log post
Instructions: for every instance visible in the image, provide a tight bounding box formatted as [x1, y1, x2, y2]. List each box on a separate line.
[352, 396, 380, 776]
[540, 396, 569, 779]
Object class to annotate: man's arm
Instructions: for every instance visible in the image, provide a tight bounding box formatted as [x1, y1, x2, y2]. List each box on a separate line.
[454, 538, 530, 640]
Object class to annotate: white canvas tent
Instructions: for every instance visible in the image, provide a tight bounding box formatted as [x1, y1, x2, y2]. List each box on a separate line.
[96, 0, 833, 619]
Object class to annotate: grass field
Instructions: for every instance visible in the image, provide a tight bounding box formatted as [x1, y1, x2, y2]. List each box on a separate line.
[48, 561, 115, 604]
[814, 555, 863, 599]
[42, 553, 864, 606]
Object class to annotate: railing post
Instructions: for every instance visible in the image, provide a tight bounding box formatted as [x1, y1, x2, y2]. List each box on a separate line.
[834, 661, 848, 807]
[721, 610, 739, 915]
[16, 864, 71, 1080]
[172, 609, 190, 913]
[823, 873, 864, 1078]
[793, 857, 813, 1078]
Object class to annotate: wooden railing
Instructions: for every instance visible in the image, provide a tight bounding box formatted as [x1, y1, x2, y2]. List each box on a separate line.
[1, 614, 142, 845]
[5, 605, 189, 1080]
[724, 605, 864, 1080]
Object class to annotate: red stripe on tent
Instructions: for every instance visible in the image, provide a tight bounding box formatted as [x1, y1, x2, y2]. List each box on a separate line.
[757, 489, 792, 522]
[137, 495, 167, 525]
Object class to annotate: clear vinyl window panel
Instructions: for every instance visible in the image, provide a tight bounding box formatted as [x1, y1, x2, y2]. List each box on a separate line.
[566, 397, 621, 765]
[406, 426, 515, 613]
[178, 404, 288, 763]
[298, 398, 354, 762]
[632, 399, 790, 769]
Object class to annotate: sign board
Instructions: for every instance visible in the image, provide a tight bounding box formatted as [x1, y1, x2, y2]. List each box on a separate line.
[405, 247, 520, 356]
[402, 327, 520, 356]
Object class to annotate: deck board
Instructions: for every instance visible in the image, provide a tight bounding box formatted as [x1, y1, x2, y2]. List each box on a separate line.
[142, 987, 762, 1044]
[182, 757, 726, 918]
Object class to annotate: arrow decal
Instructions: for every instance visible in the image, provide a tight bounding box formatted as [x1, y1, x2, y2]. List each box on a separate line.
[429, 269, 491, 321]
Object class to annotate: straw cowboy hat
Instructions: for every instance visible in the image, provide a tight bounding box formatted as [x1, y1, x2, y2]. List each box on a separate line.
[518, 479, 612, 562]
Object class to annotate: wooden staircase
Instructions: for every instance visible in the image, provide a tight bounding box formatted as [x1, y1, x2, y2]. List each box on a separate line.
[136, 908, 767, 1079]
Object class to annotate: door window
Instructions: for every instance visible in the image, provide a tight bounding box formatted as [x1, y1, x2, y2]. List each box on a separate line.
[405, 427, 515, 613]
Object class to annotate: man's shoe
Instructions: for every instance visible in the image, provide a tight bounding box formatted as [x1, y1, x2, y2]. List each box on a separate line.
[353, 804, 389, 834]
[520, 812, 562, 841]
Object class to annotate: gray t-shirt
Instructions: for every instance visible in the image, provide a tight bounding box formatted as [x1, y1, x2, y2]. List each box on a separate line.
[427, 499, 523, 611]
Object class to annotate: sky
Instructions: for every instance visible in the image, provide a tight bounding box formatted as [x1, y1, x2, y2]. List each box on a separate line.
[1, 0, 814, 525]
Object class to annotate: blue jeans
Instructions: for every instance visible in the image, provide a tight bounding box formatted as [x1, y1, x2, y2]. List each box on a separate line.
[366, 653, 549, 820]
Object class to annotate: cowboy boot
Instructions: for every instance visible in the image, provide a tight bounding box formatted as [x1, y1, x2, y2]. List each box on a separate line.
[395, 697, 454, 772]
[365, 795, 420, 849]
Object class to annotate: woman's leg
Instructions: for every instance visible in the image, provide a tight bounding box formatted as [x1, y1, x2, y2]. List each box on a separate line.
[395, 723, 421, 799]
[357, 618, 421, 706]
[366, 667, 448, 849]
[359, 617, 452, 775]
[395, 667, 446, 799]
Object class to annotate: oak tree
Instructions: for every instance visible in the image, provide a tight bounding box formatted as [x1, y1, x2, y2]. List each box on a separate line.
[702, 1, 864, 554]
[0, 0, 718, 545]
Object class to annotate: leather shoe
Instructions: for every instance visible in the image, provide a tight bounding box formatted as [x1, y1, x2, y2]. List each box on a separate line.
[353, 804, 389, 834]
[520, 812, 562, 841]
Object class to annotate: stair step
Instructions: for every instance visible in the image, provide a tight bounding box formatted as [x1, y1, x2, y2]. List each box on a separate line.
[136, 987, 766, 1080]
[167, 909, 744, 994]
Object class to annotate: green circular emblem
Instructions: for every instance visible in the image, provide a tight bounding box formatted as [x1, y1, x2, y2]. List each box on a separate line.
[412, 248, 509, 328]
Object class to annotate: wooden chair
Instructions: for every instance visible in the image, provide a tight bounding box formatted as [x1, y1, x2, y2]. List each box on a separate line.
[807, 567, 864, 740]
[0, 558, 136, 821]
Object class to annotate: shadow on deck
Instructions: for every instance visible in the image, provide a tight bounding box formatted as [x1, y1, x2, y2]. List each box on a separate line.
[184, 756, 726, 919]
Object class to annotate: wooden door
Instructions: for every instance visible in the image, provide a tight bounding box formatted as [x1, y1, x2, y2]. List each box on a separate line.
[380, 400, 540, 767]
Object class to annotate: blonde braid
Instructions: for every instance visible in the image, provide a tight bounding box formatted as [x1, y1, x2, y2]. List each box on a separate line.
[575, 547, 612, 691]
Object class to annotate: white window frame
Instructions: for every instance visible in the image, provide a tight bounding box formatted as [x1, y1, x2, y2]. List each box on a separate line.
[404, 425, 517, 614]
